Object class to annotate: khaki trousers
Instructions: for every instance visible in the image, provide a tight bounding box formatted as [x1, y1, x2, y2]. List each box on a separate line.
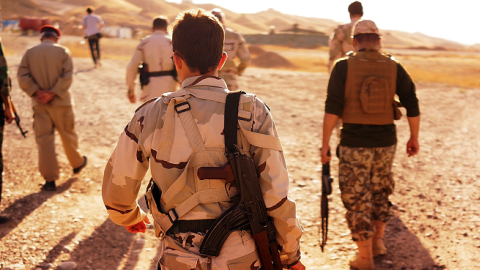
[33, 105, 84, 182]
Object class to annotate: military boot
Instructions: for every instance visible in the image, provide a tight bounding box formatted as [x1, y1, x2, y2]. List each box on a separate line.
[372, 220, 387, 256]
[349, 238, 374, 270]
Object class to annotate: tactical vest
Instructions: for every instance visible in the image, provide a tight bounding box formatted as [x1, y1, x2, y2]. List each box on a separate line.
[343, 49, 397, 125]
[144, 85, 283, 239]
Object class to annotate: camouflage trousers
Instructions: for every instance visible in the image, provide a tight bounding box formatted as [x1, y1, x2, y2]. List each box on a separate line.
[338, 145, 396, 242]
[157, 230, 262, 270]
[218, 72, 238, 91]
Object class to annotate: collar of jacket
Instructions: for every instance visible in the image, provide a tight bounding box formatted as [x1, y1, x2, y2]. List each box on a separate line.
[181, 75, 227, 90]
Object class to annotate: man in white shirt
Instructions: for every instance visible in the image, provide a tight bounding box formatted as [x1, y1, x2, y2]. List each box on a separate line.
[126, 16, 178, 103]
[82, 6, 104, 67]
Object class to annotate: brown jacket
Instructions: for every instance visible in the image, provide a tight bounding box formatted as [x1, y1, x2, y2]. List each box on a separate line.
[18, 39, 74, 107]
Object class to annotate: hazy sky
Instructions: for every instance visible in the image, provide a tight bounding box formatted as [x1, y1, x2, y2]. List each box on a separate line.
[168, 0, 478, 45]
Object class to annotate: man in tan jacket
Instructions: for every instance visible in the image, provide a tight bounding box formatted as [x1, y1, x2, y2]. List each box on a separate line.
[126, 16, 178, 103]
[18, 26, 87, 191]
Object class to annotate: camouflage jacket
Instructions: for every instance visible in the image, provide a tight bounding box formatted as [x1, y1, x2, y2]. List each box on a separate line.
[328, 17, 361, 72]
[0, 37, 10, 98]
[220, 28, 251, 75]
[103, 75, 302, 264]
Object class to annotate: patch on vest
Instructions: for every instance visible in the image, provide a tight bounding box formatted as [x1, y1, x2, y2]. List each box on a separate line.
[360, 76, 390, 114]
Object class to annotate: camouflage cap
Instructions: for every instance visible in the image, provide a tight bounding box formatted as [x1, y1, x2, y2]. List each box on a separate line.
[352, 20, 380, 37]
[211, 8, 225, 22]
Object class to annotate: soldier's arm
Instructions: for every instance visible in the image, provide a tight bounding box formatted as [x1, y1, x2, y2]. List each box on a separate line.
[395, 63, 420, 156]
[102, 108, 151, 227]
[249, 99, 303, 266]
[50, 49, 74, 100]
[328, 27, 344, 72]
[236, 33, 251, 75]
[17, 50, 40, 96]
[126, 46, 144, 96]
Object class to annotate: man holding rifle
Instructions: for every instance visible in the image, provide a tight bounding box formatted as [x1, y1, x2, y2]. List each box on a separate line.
[321, 20, 420, 270]
[0, 37, 14, 224]
[103, 9, 304, 269]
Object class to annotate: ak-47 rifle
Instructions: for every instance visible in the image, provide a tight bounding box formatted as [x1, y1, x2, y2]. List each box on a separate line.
[198, 91, 283, 270]
[320, 150, 333, 252]
[1, 92, 27, 138]
[10, 101, 28, 138]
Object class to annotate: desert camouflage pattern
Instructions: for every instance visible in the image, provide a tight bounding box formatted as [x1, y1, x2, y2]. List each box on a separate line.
[103, 75, 302, 266]
[353, 20, 381, 37]
[158, 230, 262, 270]
[338, 145, 396, 242]
[126, 30, 178, 101]
[218, 28, 251, 90]
[328, 18, 360, 72]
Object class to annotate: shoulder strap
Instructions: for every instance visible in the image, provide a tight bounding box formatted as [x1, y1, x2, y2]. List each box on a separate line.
[224, 91, 245, 153]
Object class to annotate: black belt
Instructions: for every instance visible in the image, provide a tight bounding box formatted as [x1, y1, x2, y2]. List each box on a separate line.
[148, 70, 175, 77]
[166, 219, 216, 235]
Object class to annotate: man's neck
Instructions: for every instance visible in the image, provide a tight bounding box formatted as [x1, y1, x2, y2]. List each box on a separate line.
[350, 15, 362, 22]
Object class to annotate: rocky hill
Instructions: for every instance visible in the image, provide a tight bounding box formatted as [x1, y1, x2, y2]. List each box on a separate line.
[2, 0, 476, 51]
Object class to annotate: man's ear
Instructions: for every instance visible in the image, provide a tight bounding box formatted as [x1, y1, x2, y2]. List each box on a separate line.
[217, 51, 228, 70]
[173, 53, 183, 70]
[352, 38, 358, 51]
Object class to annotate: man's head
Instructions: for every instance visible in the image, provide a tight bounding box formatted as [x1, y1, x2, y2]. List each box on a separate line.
[352, 20, 381, 51]
[86, 6, 94, 14]
[348, 1, 363, 18]
[40, 25, 61, 42]
[170, 9, 226, 76]
[152, 16, 169, 31]
[211, 8, 225, 24]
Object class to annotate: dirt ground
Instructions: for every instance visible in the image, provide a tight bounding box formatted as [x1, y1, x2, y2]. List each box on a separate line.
[0, 35, 479, 270]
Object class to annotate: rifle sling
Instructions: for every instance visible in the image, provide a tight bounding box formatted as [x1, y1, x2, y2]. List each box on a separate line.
[224, 90, 245, 153]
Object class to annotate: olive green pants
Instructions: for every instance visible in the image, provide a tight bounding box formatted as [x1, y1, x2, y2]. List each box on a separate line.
[33, 105, 84, 182]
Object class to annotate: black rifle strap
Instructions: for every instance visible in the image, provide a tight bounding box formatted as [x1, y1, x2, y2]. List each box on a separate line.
[224, 91, 245, 153]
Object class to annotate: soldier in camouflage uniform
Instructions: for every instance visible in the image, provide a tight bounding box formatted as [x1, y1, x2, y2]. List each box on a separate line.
[321, 20, 420, 270]
[103, 9, 305, 270]
[211, 8, 250, 91]
[0, 37, 14, 224]
[327, 1, 363, 72]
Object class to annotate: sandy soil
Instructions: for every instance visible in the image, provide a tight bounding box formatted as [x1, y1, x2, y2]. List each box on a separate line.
[0, 38, 479, 270]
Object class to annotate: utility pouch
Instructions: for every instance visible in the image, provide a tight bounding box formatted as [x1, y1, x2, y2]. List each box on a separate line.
[360, 76, 389, 114]
[138, 62, 150, 89]
[392, 99, 403, 120]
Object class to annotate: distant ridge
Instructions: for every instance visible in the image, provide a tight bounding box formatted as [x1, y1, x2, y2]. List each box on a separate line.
[2, 0, 477, 51]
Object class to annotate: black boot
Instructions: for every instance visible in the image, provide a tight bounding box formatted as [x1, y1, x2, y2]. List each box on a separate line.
[41, 181, 56, 191]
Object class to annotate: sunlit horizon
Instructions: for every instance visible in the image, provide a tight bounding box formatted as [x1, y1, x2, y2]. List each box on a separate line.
[168, 0, 479, 46]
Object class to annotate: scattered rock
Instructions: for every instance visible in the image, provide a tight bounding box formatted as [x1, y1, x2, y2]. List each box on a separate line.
[58, 261, 77, 269]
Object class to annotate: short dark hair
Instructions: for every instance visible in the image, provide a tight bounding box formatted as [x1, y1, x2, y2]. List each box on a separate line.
[153, 16, 169, 29]
[348, 1, 363, 16]
[86, 6, 94, 14]
[171, 9, 224, 74]
[354, 33, 379, 43]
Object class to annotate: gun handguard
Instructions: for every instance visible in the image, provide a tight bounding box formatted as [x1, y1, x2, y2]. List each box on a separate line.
[197, 163, 236, 184]
[320, 150, 333, 252]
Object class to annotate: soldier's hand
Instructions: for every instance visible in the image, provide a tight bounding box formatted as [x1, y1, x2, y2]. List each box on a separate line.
[128, 93, 136, 104]
[406, 137, 419, 157]
[321, 145, 331, 164]
[287, 260, 306, 270]
[125, 216, 150, 234]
